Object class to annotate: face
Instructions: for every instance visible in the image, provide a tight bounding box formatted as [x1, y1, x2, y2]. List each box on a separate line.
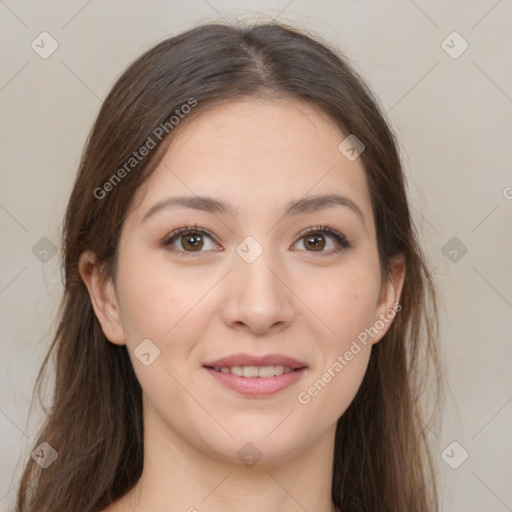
[81, 97, 404, 466]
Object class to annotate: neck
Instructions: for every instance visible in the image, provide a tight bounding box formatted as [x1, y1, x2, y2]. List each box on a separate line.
[120, 402, 338, 512]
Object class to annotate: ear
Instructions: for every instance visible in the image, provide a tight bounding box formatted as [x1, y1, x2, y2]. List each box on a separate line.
[78, 251, 126, 346]
[371, 253, 406, 345]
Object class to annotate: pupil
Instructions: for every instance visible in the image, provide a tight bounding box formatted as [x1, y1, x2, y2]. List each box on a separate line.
[306, 234, 325, 251]
[180, 233, 327, 252]
[184, 234, 202, 250]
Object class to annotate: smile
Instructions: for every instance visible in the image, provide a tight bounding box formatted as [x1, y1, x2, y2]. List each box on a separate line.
[209, 365, 295, 378]
[203, 366, 307, 396]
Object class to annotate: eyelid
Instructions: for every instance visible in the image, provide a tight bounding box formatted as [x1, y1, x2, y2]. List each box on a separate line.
[294, 225, 347, 243]
[161, 224, 351, 256]
[161, 225, 220, 257]
[292, 225, 351, 255]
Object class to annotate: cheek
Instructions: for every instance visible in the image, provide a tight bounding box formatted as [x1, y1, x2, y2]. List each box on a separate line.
[115, 243, 194, 339]
[294, 267, 379, 423]
[296, 345, 371, 433]
[115, 247, 219, 375]
[297, 259, 382, 347]
[117, 270, 172, 340]
[293, 255, 382, 421]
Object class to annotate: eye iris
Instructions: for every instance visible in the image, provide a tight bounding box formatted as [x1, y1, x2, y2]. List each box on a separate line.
[182, 233, 203, 251]
[304, 233, 325, 251]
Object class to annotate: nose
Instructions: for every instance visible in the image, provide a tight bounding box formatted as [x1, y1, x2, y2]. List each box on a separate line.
[219, 247, 296, 335]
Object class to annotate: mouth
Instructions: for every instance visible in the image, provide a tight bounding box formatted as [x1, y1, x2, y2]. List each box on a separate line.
[202, 354, 308, 396]
[204, 364, 301, 377]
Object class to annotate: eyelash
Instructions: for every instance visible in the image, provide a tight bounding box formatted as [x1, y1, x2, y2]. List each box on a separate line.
[161, 223, 351, 258]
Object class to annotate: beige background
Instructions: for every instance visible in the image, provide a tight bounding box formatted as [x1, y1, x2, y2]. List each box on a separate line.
[1, 1, 511, 511]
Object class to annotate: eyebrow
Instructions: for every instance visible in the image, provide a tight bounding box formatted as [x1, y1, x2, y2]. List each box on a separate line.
[141, 193, 367, 228]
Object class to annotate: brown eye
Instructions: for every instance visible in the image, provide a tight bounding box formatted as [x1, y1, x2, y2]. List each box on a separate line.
[162, 226, 219, 255]
[181, 233, 204, 251]
[293, 226, 351, 255]
[303, 233, 326, 251]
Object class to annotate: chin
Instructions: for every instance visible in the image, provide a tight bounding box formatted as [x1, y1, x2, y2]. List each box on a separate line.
[199, 427, 309, 468]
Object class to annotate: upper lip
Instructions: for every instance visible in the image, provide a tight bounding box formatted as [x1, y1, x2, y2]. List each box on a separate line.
[203, 353, 308, 369]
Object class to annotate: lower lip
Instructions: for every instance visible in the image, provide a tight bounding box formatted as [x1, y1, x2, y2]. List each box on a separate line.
[204, 367, 307, 396]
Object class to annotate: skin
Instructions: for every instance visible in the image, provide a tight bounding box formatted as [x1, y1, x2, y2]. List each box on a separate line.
[80, 96, 405, 512]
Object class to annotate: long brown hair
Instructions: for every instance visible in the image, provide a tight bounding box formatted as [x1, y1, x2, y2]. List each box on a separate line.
[15, 20, 444, 512]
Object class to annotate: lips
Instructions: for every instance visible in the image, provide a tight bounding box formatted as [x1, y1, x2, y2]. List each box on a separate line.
[202, 353, 308, 396]
[203, 353, 308, 370]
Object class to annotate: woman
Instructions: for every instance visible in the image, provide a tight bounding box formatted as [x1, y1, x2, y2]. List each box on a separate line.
[16, 21, 444, 512]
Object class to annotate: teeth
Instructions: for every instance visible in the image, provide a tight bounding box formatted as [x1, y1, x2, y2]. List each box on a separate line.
[231, 366, 244, 376]
[258, 365, 282, 377]
[243, 366, 259, 378]
[212, 365, 296, 377]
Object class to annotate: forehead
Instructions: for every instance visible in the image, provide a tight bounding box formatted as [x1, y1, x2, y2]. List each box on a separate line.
[130, 97, 373, 226]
